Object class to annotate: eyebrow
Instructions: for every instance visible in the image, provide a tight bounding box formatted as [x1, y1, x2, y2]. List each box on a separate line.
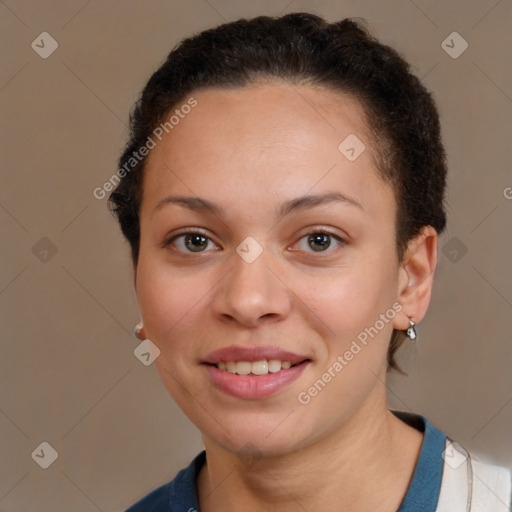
[153, 191, 363, 220]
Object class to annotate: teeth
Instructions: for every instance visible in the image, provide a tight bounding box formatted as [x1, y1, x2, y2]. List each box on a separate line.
[268, 359, 282, 373]
[251, 360, 268, 375]
[236, 361, 252, 375]
[216, 359, 293, 375]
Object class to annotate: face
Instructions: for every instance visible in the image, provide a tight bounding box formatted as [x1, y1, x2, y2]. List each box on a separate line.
[135, 81, 403, 456]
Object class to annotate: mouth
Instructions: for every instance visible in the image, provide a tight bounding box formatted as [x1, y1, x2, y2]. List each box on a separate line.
[201, 346, 312, 399]
[205, 359, 309, 375]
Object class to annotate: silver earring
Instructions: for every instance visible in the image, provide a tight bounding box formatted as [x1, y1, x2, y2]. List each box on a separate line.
[406, 320, 417, 342]
[134, 322, 145, 340]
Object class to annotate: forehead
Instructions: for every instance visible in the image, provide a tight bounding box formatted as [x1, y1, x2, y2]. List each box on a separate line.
[140, 81, 393, 219]
[163, 80, 373, 158]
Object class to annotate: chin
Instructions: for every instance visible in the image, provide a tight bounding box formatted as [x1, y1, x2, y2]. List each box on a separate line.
[201, 411, 314, 458]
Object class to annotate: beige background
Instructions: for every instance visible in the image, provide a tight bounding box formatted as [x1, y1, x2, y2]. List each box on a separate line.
[1, 0, 511, 510]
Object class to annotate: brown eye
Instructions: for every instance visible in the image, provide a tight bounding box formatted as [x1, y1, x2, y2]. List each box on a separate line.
[308, 233, 332, 251]
[183, 233, 209, 252]
[294, 231, 344, 253]
[165, 230, 218, 253]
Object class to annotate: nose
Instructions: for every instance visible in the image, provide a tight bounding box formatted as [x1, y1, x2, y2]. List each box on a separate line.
[211, 245, 292, 328]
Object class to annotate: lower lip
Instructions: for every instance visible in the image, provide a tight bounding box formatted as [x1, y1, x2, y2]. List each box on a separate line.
[203, 361, 310, 399]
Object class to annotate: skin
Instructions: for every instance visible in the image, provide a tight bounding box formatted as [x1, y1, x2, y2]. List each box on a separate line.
[134, 80, 438, 511]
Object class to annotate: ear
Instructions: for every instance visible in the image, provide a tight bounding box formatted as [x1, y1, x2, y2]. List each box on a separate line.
[393, 226, 438, 331]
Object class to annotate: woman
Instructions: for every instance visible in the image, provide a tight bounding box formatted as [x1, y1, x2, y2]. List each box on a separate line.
[109, 12, 511, 511]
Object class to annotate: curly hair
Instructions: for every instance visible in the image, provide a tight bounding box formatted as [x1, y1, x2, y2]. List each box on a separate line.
[108, 12, 447, 371]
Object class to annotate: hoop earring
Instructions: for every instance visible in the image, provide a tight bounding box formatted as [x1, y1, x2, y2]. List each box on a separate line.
[406, 320, 417, 342]
[134, 322, 145, 340]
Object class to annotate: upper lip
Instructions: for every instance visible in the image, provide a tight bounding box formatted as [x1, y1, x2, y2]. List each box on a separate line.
[203, 345, 310, 365]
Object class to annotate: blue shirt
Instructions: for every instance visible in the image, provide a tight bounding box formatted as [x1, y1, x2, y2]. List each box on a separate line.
[126, 411, 446, 511]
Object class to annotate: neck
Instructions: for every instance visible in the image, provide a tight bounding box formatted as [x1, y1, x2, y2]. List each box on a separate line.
[197, 395, 424, 512]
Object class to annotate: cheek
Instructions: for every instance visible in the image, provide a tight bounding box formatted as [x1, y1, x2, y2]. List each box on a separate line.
[295, 258, 398, 339]
[135, 256, 209, 350]
[291, 264, 397, 416]
[135, 258, 212, 406]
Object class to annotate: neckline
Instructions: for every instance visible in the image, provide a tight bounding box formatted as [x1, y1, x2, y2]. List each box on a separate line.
[173, 411, 446, 512]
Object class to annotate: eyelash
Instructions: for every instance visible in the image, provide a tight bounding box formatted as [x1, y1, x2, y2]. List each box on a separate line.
[163, 228, 345, 255]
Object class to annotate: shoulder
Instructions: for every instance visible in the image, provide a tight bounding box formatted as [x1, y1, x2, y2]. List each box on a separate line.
[125, 481, 171, 512]
[124, 451, 206, 512]
[392, 411, 511, 511]
[437, 440, 512, 511]
[471, 455, 512, 508]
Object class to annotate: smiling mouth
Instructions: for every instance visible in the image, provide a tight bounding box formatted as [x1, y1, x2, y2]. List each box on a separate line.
[206, 359, 310, 375]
